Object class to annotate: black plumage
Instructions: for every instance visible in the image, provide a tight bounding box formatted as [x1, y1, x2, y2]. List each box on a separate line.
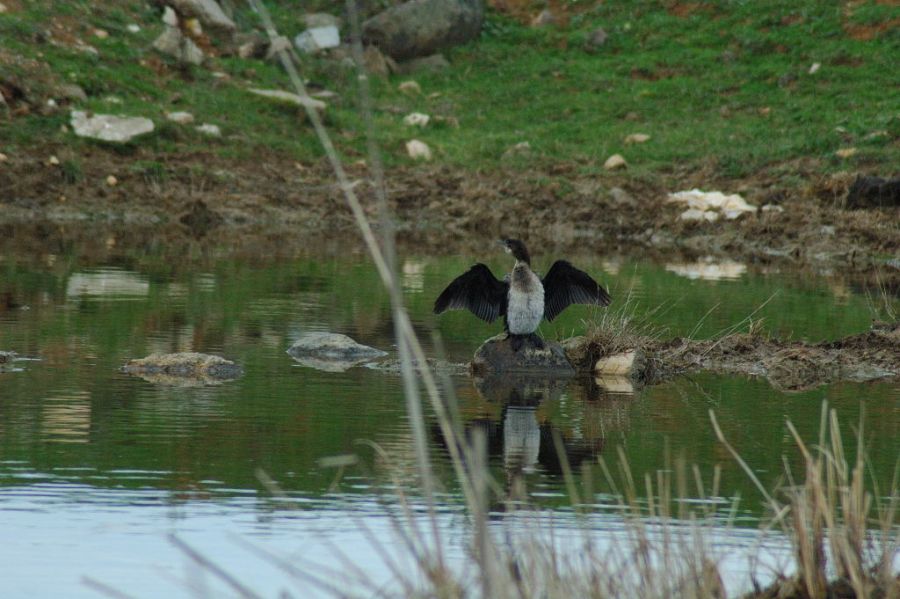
[433, 240, 612, 332]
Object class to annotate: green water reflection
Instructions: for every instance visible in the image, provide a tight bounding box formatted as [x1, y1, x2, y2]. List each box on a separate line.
[0, 242, 897, 517]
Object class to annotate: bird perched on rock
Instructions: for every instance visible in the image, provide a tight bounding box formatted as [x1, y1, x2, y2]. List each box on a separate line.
[434, 239, 611, 351]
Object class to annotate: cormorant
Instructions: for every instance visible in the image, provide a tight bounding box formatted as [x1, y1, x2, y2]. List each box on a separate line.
[433, 239, 612, 350]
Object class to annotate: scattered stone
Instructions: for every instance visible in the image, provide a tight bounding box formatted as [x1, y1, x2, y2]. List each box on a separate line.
[762, 204, 784, 213]
[679, 208, 719, 223]
[153, 25, 205, 65]
[71, 110, 154, 143]
[304, 13, 340, 29]
[808, 62, 821, 74]
[398, 80, 422, 95]
[403, 112, 430, 127]
[835, 147, 857, 158]
[57, 84, 88, 102]
[609, 187, 636, 207]
[163, 6, 179, 27]
[666, 258, 747, 281]
[583, 27, 608, 52]
[845, 175, 900, 209]
[667, 189, 757, 220]
[362, 0, 483, 61]
[406, 139, 432, 160]
[105, 175, 118, 187]
[0, 153, 8, 163]
[248, 88, 327, 111]
[594, 349, 646, 380]
[126, 24, 141, 33]
[195, 123, 221, 136]
[93, 28, 109, 39]
[531, 9, 556, 27]
[624, 111, 640, 121]
[184, 18, 203, 37]
[472, 334, 575, 376]
[168, 0, 236, 36]
[166, 111, 195, 125]
[0, 3, 8, 13]
[362, 44, 391, 78]
[122, 352, 243, 385]
[294, 26, 340, 54]
[0, 351, 17, 363]
[265, 36, 292, 60]
[624, 133, 650, 144]
[397, 53, 450, 74]
[48, 155, 60, 166]
[604, 153, 627, 170]
[235, 31, 268, 59]
[287, 332, 386, 372]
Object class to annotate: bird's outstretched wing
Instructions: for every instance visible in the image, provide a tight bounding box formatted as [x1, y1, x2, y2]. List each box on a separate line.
[433, 263, 508, 323]
[542, 260, 611, 322]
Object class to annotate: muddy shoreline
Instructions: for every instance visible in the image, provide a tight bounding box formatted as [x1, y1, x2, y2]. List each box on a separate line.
[2, 147, 897, 289]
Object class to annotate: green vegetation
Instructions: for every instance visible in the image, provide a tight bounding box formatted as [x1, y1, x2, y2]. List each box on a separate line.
[2, 0, 898, 181]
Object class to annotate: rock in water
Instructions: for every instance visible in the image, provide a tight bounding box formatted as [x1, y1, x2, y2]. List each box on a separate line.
[362, 0, 483, 61]
[122, 352, 243, 384]
[287, 332, 386, 372]
[71, 111, 154, 143]
[471, 334, 575, 376]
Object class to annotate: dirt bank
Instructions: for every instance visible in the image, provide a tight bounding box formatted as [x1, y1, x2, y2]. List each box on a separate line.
[1, 146, 897, 287]
[568, 321, 900, 391]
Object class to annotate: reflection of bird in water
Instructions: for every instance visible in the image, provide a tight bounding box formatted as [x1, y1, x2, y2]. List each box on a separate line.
[434, 239, 611, 351]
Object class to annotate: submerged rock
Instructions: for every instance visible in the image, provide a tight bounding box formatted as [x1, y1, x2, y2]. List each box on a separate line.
[287, 332, 386, 372]
[471, 334, 575, 376]
[122, 352, 243, 383]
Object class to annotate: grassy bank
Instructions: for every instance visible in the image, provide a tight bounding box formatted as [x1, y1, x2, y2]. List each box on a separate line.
[1, 0, 898, 183]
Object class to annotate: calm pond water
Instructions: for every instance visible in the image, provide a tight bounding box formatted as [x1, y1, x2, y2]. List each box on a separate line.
[0, 236, 897, 597]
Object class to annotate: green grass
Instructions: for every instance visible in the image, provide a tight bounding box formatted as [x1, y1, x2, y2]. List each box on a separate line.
[1, 0, 898, 181]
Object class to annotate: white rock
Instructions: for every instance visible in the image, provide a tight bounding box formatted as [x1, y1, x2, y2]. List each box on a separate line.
[808, 62, 821, 74]
[248, 88, 327, 111]
[71, 111, 154, 143]
[666, 259, 747, 281]
[286, 332, 386, 372]
[603, 153, 627, 170]
[406, 139, 432, 160]
[127, 24, 141, 33]
[835, 147, 857, 158]
[0, 3, 8, 13]
[162, 6, 179, 26]
[48, 155, 60, 166]
[195, 123, 221, 136]
[762, 204, 784, 213]
[0, 153, 8, 163]
[166, 111, 195, 125]
[93, 28, 109, 39]
[679, 208, 719, 222]
[184, 18, 203, 36]
[594, 350, 637, 376]
[403, 112, 430, 127]
[624, 133, 650, 144]
[293, 26, 340, 54]
[106, 175, 118, 187]
[398, 80, 422, 95]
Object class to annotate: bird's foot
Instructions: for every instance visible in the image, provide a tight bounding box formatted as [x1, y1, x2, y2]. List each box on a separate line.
[509, 334, 524, 352]
[527, 333, 545, 350]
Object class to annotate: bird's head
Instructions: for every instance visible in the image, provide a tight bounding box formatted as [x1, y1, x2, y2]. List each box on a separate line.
[499, 238, 531, 264]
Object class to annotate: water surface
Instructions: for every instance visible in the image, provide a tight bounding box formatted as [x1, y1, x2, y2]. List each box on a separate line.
[1, 239, 897, 596]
